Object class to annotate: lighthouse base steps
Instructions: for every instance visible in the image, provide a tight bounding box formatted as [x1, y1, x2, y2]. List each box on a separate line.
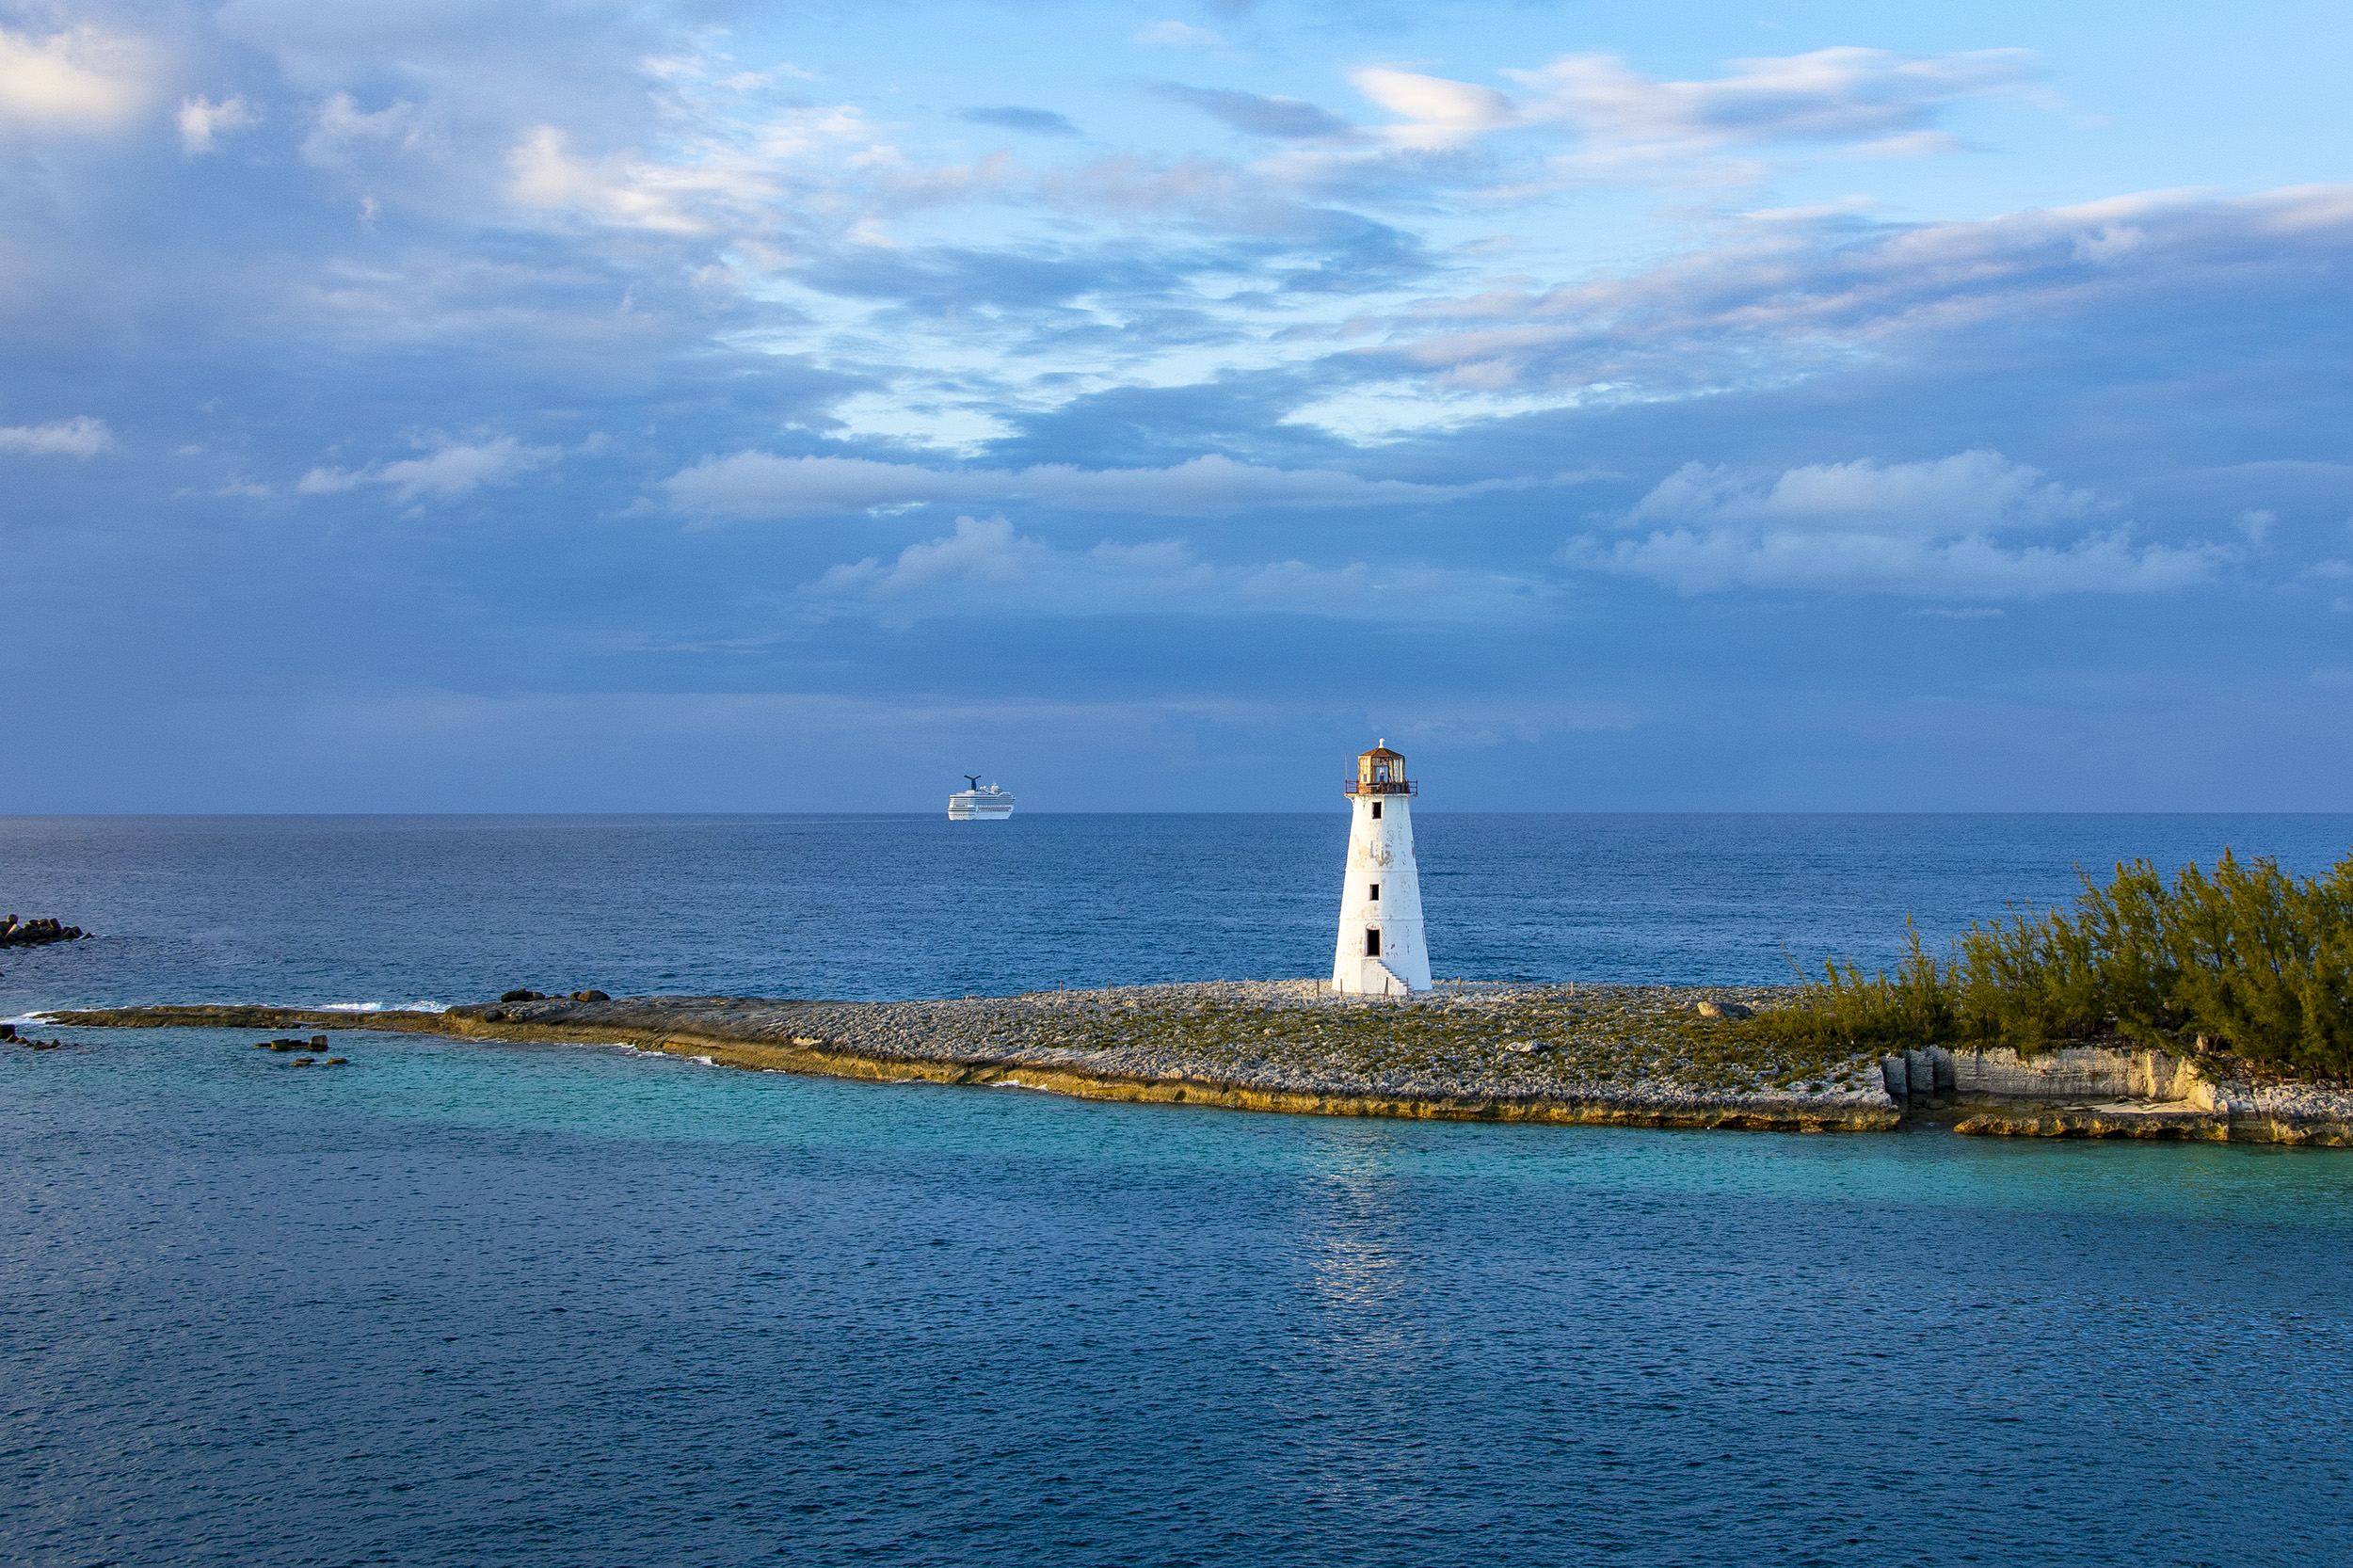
[1335, 958, 1420, 996]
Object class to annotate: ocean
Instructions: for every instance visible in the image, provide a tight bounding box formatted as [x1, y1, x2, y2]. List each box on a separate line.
[4, 814, 2350, 1565]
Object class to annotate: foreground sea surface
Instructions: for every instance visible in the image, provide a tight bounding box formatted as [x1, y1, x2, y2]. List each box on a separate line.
[5, 814, 2351, 1565]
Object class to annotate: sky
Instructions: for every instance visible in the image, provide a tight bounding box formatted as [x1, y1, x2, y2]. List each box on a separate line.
[4, 0, 2351, 811]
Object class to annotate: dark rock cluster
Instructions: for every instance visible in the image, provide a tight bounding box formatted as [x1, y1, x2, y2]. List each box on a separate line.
[499, 988, 610, 1003]
[248, 1034, 348, 1065]
[253, 1035, 331, 1052]
[5, 1025, 75, 1049]
[0, 916, 86, 948]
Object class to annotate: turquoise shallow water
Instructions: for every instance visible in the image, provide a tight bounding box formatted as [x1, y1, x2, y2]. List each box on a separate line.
[4, 815, 2352, 1564]
[5, 1023, 2350, 1566]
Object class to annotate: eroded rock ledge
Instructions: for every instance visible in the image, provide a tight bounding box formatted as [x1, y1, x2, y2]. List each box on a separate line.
[1872, 1042, 2353, 1146]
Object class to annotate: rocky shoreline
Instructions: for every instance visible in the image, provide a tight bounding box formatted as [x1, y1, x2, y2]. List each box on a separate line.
[40, 981, 2353, 1144]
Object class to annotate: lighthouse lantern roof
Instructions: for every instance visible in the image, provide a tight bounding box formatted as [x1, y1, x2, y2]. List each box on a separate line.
[1351, 741, 1414, 792]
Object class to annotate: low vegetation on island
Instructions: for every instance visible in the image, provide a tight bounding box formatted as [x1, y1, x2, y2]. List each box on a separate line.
[1742, 848, 2353, 1081]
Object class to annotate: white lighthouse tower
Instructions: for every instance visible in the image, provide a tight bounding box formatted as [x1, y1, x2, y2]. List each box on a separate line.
[1331, 740, 1433, 995]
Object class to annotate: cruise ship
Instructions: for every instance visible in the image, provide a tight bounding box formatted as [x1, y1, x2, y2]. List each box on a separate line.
[948, 775, 1016, 820]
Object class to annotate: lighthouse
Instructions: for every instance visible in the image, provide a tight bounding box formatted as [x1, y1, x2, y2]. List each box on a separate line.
[1332, 740, 1433, 995]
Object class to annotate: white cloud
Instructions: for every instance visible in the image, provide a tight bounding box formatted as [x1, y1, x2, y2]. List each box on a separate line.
[1506, 48, 2039, 151]
[801, 514, 1548, 627]
[1323, 47, 2035, 168]
[301, 91, 426, 169]
[0, 416, 115, 456]
[1352, 67, 1517, 151]
[299, 436, 560, 503]
[506, 123, 724, 234]
[1370, 185, 2353, 408]
[663, 451, 1529, 520]
[1633, 450, 2100, 532]
[501, 94, 984, 240]
[1564, 452, 2228, 598]
[0, 25, 150, 132]
[179, 94, 261, 155]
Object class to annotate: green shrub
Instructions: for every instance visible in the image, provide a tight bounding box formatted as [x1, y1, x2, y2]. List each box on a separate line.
[1744, 848, 2353, 1079]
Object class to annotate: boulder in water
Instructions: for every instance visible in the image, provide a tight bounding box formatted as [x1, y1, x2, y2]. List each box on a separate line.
[0, 916, 86, 949]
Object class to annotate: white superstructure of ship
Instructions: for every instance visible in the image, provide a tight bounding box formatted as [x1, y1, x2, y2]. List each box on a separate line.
[948, 775, 1016, 820]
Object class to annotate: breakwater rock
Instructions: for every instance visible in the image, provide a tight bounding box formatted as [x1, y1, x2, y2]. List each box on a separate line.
[49, 983, 1900, 1133]
[1, 916, 86, 948]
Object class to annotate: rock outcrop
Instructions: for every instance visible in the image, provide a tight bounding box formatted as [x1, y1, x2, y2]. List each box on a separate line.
[1870, 1041, 2353, 1145]
[0, 916, 86, 948]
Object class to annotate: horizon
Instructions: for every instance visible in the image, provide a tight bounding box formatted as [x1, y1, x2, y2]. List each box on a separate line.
[9, 807, 2353, 821]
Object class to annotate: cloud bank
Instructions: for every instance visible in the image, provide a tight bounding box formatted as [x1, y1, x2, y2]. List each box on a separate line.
[800, 514, 1549, 626]
[300, 437, 562, 503]
[1567, 453, 2228, 598]
[663, 453, 1523, 520]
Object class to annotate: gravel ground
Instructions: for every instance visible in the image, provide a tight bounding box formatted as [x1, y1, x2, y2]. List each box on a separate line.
[458, 978, 1898, 1113]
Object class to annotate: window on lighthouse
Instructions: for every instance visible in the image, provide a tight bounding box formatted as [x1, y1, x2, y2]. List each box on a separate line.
[1365, 927, 1382, 956]
[1370, 802, 1382, 820]
[1369, 883, 1380, 901]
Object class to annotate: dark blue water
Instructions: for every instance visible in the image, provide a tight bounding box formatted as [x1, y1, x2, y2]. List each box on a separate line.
[4, 816, 2351, 1565]
[4, 813, 2350, 1010]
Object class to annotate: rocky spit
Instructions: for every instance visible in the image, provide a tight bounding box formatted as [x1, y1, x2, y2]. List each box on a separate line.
[43, 982, 2353, 1143]
[54, 982, 1901, 1132]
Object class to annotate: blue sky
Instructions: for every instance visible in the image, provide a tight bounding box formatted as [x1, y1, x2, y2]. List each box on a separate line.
[5, 0, 2350, 810]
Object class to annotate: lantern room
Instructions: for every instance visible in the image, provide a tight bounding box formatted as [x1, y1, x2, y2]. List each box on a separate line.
[1346, 741, 1416, 796]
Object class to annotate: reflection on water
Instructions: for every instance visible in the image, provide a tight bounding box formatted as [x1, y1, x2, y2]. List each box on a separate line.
[1300, 1144, 1416, 1321]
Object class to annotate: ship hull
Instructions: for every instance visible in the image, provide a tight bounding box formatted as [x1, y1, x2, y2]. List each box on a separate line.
[947, 789, 1016, 820]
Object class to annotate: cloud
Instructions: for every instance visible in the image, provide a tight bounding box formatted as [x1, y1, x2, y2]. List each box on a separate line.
[1351, 67, 1517, 151]
[1564, 452, 2228, 598]
[1506, 47, 2040, 151]
[662, 451, 1527, 520]
[1363, 184, 2353, 405]
[1314, 47, 2038, 168]
[960, 105, 1080, 137]
[301, 90, 427, 169]
[178, 94, 261, 155]
[1153, 85, 1357, 140]
[505, 123, 719, 234]
[1135, 22, 1225, 47]
[0, 416, 116, 456]
[299, 437, 561, 503]
[0, 25, 151, 132]
[799, 513, 1548, 627]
